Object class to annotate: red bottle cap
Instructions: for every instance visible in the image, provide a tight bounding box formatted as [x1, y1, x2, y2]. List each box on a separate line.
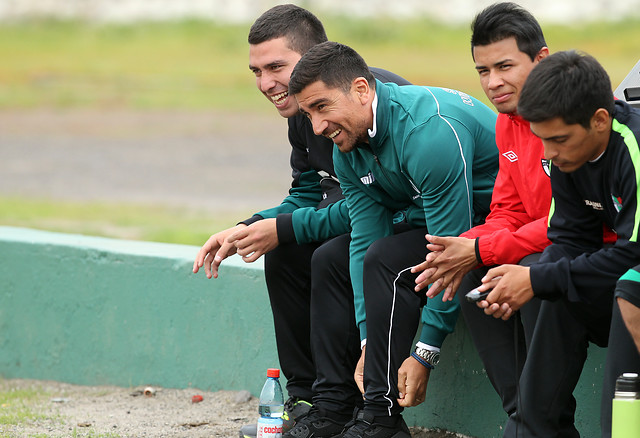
[267, 368, 280, 378]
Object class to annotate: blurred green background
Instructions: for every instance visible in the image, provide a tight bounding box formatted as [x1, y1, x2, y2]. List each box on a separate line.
[1, 18, 638, 110]
[1, 17, 639, 245]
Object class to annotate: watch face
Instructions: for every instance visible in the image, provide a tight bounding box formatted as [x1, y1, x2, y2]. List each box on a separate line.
[416, 348, 440, 366]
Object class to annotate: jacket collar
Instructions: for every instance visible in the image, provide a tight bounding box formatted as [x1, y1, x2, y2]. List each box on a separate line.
[505, 112, 527, 126]
[368, 90, 379, 138]
[369, 79, 391, 148]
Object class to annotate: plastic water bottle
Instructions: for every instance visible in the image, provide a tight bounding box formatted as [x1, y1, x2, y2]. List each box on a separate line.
[257, 368, 284, 438]
[612, 372, 640, 437]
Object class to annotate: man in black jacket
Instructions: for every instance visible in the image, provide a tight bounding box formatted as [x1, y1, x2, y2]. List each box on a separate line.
[474, 51, 640, 437]
[191, 5, 410, 437]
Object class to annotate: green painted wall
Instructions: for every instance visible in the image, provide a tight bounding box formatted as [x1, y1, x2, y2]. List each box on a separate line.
[0, 226, 607, 437]
[0, 226, 279, 396]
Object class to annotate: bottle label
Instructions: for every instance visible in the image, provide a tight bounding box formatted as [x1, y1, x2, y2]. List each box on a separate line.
[257, 417, 283, 438]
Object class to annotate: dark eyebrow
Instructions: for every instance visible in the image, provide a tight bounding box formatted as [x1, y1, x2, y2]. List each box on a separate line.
[530, 126, 568, 142]
[541, 135, 569, 142]
[249, 60, 288, 71]
[475, 58, 513, 71]
[306, 97, 328, 110]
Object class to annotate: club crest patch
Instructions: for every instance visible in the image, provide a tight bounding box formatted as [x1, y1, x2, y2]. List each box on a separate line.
[612, 195, 623, 212]
[541, 159, 551, 177]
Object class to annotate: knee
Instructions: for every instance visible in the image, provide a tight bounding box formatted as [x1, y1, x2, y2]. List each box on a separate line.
[311, 235, 349, 274]
[311, 241, 332, 269]
[363, 238, 389, 272]
[264, 242, 315, 281]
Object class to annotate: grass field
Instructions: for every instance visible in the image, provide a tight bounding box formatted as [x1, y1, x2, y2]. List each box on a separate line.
[1, 17, 639, 245]
[0, 196, 250, 246]
[1, 17, 638, 111]
[0, 385, 50, 430]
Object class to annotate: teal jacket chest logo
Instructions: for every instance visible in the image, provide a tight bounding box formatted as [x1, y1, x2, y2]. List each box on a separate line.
[360, 172, 375, 185]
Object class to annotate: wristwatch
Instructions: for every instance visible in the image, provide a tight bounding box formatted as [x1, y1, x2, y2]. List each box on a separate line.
[414, 347, 440, 367]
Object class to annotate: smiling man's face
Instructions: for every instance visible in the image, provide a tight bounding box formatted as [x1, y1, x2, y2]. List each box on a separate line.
[295, 78, 372, 153]
[249, 37, 302, 118]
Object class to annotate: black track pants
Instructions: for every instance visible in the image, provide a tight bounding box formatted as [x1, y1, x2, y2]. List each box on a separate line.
[503, 294, 612, 437]
[460, 252, 612, 437]
[264, 241, 320, 402]
[310, 233, 363, 414]
[361, 227, 430, 417]
[457, 254, 541, 423]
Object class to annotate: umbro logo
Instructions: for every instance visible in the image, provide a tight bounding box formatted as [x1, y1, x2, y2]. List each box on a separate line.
[360, 172, 375, 185]
[503, 151, 518, 162]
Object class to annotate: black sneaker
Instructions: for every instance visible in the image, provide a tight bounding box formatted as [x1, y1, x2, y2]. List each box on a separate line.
[283, 396, 313, 432]
[283, 407, 348, 438]
[340, 409, 410, 438]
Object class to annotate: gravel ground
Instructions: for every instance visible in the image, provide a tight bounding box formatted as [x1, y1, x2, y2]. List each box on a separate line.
[1, 379, 257, 437]
[1, 379, 254, 437]
[0, 379, 464, 438]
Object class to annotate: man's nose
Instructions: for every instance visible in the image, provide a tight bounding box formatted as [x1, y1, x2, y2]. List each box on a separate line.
[488, 72, 504, 89]
[543, 142, 558, 161]
[259, 72, 276, 92]
[311, 117, 327, 136]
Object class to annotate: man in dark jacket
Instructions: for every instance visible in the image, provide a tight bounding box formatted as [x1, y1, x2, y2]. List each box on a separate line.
[289, 41, 498, 438]
[476, 51, 640, 437]
[191, 5, 410, 436]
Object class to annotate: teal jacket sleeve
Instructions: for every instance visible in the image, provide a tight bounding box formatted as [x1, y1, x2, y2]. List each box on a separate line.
[254, 170, 324, 220]
[288, 198, 351, 244]
[254, 173, 350, 245]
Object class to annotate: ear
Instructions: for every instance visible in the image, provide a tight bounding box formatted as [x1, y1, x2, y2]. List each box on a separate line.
[591, 108, 611, 133]
[535, 47, 550, 63]
[352, 77, 371, 104]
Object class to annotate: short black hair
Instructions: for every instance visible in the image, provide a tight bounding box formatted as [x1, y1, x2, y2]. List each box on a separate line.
[471, 2, 546, 61]
[248, 4, 327, 55]
[518, 50, 615, 128]
[289, 41, 375, 95]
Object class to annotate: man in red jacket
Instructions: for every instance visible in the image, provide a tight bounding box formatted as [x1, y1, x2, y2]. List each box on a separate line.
[412, 3, 617, 436]
[411, 2, 554, 436]
[413, 2, 550, 300]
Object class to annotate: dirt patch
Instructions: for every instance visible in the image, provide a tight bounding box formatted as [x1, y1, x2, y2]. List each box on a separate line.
[1, 379, 255, 437]
[0, 379, 465, 438]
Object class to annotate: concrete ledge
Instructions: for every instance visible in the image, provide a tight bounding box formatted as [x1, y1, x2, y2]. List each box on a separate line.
[0, 226, 606, 437]
[0, 226, 279, 395]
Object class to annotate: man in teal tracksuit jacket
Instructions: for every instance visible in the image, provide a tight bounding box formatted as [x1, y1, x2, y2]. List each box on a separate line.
[289, 41, 498, 437]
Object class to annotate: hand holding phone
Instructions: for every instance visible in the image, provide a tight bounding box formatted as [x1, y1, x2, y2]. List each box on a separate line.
[465, 287, 491, 303]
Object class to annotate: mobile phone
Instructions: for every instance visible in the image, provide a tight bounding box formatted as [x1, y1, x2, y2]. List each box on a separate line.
[465, 287, 491, 303]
